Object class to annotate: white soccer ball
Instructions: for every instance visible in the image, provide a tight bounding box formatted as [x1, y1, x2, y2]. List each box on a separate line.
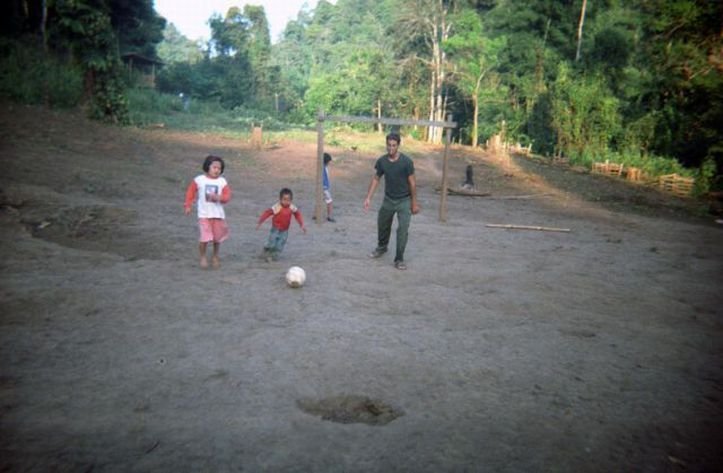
[285, 266, 306, 288]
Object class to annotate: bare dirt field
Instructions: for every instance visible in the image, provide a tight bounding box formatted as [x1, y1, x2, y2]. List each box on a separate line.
[1, 103, 722, 472]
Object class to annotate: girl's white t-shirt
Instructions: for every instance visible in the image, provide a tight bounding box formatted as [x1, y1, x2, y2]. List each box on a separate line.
[193, 175, 228, 219]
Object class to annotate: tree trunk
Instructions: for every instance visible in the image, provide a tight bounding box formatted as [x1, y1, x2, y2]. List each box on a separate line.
[41, 0, 49, 106]
[428, 68, 435, 138]
[472, 94, 479, 148]
[575, 0, 587, 62]
[40, 0, 48, 52]
[423, 0, 451, 145]
[398, 0, 454, 143]
[376, 98, 382, 133]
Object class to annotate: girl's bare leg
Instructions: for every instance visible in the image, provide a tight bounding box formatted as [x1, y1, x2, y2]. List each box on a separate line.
[199, 242, 209, 268]
[211, 242, 221, 268]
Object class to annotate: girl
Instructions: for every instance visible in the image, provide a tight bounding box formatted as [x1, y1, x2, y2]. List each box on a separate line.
[184, 155, 232, 268]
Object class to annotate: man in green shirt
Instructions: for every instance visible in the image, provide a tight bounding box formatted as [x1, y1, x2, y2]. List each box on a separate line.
[363, 132, 420, 270]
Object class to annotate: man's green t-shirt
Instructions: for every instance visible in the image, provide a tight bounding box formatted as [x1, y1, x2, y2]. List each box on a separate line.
[374, 153, 415, 200]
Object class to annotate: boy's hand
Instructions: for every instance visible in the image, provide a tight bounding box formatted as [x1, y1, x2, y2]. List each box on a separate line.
[302, 226, 307, 234]
[256, 223, 261, 230]
[184, 207, 191, 215]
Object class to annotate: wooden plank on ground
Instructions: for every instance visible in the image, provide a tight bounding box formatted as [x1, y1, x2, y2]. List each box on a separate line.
[434, 186, 491, 197]
[485, 224, 571, 232]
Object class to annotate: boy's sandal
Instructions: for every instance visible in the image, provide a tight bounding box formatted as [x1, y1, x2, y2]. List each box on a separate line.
[394, 261, 407, 270]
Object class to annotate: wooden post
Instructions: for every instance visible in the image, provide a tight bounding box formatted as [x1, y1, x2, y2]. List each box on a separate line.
[314, 110, 325, 223]
[439, 114, 453, 222]
[251, 125, 263, 150]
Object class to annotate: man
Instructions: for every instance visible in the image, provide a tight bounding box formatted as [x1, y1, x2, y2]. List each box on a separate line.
[363, 132, 420, 270]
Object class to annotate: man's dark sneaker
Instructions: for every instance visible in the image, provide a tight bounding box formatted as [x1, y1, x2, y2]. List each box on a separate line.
[368, 248, 387, 258]
[327, 217, 336, 222]
[394, 261, 407, 270]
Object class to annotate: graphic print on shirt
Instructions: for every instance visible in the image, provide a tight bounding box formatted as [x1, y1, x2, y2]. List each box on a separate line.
[204, 184, 219, 201]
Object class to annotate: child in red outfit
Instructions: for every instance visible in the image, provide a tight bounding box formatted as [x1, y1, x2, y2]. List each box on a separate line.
[256, 188, 306, 262]
[184, 155, 231, 268]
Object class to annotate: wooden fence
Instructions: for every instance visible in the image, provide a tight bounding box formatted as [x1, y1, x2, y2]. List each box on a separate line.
[658, 173, 695, 198]
[590, 161, 695, 197]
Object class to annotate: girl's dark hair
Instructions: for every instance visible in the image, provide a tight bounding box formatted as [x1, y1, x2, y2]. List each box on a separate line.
[386, 132, 401, 145]
[203, 155, 225, 173]
[280, 187, 293, 199]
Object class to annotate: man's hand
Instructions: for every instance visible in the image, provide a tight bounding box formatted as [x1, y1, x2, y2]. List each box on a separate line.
[411, 202, 421, 215]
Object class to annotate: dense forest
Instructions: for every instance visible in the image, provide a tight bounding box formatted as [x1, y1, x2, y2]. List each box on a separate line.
[1, 0, 721, 190]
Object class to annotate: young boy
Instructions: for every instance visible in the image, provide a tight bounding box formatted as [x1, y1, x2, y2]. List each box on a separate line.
[323, 152, 335, 222]
[184, 155, 231, 268]
[256, 188, 306, 262]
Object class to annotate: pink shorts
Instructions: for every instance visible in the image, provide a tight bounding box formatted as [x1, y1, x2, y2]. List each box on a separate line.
[198, 218, 229, 243]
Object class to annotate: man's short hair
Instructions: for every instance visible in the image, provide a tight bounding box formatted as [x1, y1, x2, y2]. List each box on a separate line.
[386, 132, 401, 145]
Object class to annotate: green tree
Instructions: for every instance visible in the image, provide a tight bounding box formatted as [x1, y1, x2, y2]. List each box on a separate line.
[636, 0, 723, 173]
[1, 0, 166, 122]
[395, 0, 459, 144]
[243, 5, 273, 109]
[110, 0, 165, 58]
[445, 9, 505, 147]
[551, 62, 621, 161]
[157, 23, 203, 64]
[304, 44, 396, 120]
[54, 1, 130, 123]
[208, 7, 255, 108]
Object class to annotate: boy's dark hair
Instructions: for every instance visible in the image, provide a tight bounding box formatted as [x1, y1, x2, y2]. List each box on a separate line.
[323, 152, 332, 165]
[203, 155, 225, 173]
[386, 132, 401, 145]
[280, 187, 293, 199]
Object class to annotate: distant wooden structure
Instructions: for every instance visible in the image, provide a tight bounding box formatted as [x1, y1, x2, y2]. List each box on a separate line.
[626, 167, 649, 183]
[121, 53, 163, 88]
[316, 111, 457, 222]
[658, 173, 695, 198]
[251, 126, 263, 150]
[592, 160, 624, 177]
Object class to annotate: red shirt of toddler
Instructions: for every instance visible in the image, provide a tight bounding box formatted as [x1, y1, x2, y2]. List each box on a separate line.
[257, 203, 304, 231]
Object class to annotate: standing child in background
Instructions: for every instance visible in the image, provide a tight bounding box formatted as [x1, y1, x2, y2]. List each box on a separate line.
[256, 188, 306, 262]
[323, 152, 336, 222]
[184, 155, 231, 269]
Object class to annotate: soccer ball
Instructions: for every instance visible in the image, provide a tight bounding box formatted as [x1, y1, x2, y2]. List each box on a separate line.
[285, 266, 306, 288]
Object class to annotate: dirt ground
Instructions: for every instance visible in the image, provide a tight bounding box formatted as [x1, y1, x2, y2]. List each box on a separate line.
[1, 103, 722, 472]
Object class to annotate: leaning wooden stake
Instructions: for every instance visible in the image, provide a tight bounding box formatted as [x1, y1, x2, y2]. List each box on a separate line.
[485, 224, 571, 233]
[439, 114, 453, 222]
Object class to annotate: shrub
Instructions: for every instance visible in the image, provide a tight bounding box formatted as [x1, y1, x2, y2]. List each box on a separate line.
[0, 38, 83, 108]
